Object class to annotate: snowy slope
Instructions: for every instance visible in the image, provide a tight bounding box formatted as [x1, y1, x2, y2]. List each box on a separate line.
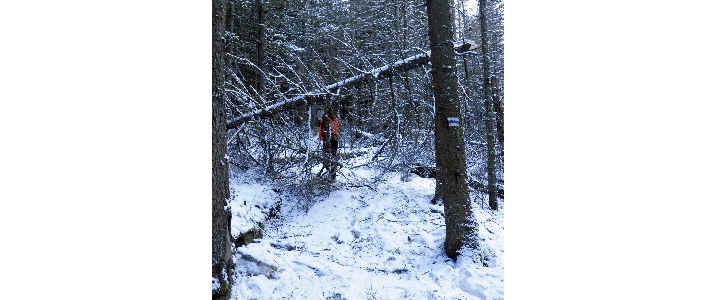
[227, 166, 504, 300]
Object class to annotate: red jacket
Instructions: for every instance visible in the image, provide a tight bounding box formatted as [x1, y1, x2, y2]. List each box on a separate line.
[319, 115, 340, 141]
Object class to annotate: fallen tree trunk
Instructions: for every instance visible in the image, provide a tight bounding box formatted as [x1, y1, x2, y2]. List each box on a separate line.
[226, 42, 475, 129]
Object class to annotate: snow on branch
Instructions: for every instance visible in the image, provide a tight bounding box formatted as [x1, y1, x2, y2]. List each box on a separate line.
[226, 42, 475, 129]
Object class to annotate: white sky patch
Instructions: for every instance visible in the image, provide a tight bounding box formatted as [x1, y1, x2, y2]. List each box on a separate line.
[462, 0, 479, 17]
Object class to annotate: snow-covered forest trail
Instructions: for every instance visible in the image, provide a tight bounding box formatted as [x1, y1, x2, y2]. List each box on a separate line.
[228, 163, 504, 299]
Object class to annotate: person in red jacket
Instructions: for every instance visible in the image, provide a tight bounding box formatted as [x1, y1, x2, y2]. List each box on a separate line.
[319, 108, 340, 179]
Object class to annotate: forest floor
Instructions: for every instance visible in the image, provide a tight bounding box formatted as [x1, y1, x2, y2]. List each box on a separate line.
[226, 156, 504, 299]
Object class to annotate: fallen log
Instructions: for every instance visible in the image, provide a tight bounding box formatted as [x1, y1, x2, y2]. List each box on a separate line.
[226, 42, 476, 129]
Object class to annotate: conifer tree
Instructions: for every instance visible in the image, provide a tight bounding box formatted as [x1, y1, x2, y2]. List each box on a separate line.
[212, 0, 232, 297]
[426, 0, 473, 259]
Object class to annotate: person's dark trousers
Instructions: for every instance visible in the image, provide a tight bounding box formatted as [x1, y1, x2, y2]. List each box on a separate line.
[322, 141, 330, 171]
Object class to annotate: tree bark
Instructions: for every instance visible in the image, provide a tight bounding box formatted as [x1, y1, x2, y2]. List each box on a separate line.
[491, 75, 504, 159]
[213, 0, 232, 297]
[479, 0, 498, 210]
[426, 0, 473, 260]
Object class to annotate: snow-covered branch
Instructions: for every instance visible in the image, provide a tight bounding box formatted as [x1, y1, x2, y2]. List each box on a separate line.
[226, 42, 476, 129]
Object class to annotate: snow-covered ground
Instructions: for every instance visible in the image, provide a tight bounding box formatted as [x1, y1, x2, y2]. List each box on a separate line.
[227, 161, 504, 299]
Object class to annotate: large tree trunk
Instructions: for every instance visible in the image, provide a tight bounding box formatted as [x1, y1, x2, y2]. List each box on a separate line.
[254, 0, 266, 100]
[212, 0, 232, 297]
[426, 0, 473, 260]
[479, 0, 498, 210]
